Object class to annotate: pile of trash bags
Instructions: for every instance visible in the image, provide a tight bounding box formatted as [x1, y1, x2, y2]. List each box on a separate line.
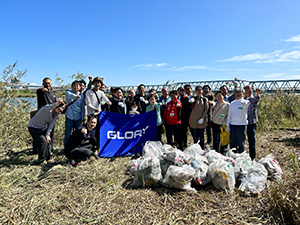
[129, 141, 282, 195]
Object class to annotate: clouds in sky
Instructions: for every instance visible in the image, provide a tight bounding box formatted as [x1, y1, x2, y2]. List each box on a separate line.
[284, 34, 300, 42]
[131, 63, 207, 71]
[220, 50, 300, 63]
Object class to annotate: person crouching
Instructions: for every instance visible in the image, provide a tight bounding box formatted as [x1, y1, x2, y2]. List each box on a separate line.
[64, 115, 99, 166]
[28, 99, 66, 167]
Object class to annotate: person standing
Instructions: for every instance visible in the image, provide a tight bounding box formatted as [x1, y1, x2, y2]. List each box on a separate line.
[110, 87, 126, 114]
[189, 86, 209, 150]
[226, 88, 250, 153]
[34, 77, 57, 154]
[244, 85, 260, 160]
[180, 84, 195, 148]
[28, 99, 66, 166]
[146, 94, 163, 142]
[163, 90, 183, 150]
[36, 77, 57, 109]
[202, 85, 213, 145]
[209, 91, 230, 154]
[64, 80, 86, 147]
[85, 77, 112, 143]
[134, 84, 148, 113]
[158, 87, 171, 119]
[125, 89, 136, 114]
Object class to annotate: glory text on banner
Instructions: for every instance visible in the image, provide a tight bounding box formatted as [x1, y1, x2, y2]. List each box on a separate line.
[98, 110, 157, 157]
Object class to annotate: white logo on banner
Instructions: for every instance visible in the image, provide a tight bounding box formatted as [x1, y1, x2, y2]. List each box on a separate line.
[107, 126, 149, 139]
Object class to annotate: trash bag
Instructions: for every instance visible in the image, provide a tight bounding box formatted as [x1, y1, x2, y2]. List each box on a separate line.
[162, 149, 193, 166]
[208, 159, 235, 191]
[142, 141, 167, 159]
[192, 160, 211, 186]
[205, 150, 235, 166]
[234, 155, 253, 180]
[258, 154, 282, 181]
[184, 143, 207, 157]
[130, 156, 163, 187]
[239, 162, 268, 195]
[162, 165, 196, 191]
[221, 125, 230, 146]
[226, 148, 249, 160]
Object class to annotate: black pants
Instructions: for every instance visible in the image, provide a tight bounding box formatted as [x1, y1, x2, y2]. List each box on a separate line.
[65, 144, 94, 162]
[157, 124, 163, 142]
[181, 120, 193, 147]
[28, 127, 51, 162]
[33, 125, 54, 154]
[165, 123, 182, 149]
[212, 122, 227, 154]
[206, 117, 212, 144]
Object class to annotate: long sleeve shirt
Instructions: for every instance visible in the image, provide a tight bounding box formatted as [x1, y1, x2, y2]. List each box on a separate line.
[245, 95, 260, 124]
[36, 88, 57, 109]
[146, 102, 163, 126]
[65, 90, 86, 121]
[227, 98, 250, 127]
[85, 89, 109, 116]
[211, 101, 230, 125]
[28, 103, 60, 135]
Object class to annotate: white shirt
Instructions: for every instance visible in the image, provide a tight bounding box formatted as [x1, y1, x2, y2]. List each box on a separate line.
[227, 98, 250, 127]
[85, 89, 109, 115]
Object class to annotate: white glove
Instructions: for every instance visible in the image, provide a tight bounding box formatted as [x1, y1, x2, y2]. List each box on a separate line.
[198, 118, 204, 124]
[226, 126, 230, 133]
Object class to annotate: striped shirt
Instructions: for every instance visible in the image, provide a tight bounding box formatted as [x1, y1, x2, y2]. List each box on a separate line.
[245, 95, 260, 124]
[28, 103, 60, 135]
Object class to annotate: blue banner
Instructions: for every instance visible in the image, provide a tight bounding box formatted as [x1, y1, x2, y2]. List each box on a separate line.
[98, 110, 157, 157]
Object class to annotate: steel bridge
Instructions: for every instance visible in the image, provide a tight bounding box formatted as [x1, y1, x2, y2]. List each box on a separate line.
[19, 79, 300, 93]
[107, 79, 300, 94]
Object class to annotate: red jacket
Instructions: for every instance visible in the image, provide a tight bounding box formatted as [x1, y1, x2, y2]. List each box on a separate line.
[163, 98, 182, 125]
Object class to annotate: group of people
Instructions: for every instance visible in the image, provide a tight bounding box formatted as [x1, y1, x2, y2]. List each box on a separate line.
[28, 76, 260, 167]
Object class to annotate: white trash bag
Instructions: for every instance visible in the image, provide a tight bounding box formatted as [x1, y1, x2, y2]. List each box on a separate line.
[142, 141, 172, 159]
[184, 143, 207, 157]
[205, 150, 235, 166]
[162, 165, 196, 191]
[226, 148, 249, 160]
[239, 162, 268, 195]
[234, 155, 253, 180]
[130, 156, 163, 187]
[162, 149, 193, 166]
[192, 160, 211, 186]
[258, 154, 282, 181]
[208, 159, 235, 191]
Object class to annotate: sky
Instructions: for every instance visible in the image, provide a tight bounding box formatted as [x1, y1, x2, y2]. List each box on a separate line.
[1, 0, 300, 86]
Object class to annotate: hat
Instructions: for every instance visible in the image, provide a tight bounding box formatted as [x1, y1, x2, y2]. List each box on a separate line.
[92, 77, 103, 85]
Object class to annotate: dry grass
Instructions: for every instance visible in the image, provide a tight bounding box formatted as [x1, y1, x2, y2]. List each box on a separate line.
[0, 130, 299, 224]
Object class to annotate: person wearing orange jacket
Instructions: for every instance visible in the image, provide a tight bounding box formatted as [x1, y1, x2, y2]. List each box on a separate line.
[163, 90, 183, 150]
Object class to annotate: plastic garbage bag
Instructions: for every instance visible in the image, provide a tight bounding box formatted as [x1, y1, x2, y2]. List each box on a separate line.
[258, 154, 282, 181]
[192, 160, 211, 186]
[162, 149, 193, 166]
[234, 155, 253, 180]
[208, 159, 235, 191]
[142, 141, 166, 159]
[184, 143, 207, 157]
[162, 165, 196, 191]
[130, 156, 162, 187]
[226, 148, 249, 160]
[205, 150, 235, 166]
[239, 162, 268, 195]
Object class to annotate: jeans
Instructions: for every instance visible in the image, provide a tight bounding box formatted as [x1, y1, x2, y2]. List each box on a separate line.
[64, 118, 82, 147]
[28, 127, 51, 162]
[247, 123, 257, 160]
[193, 128, 205, 150]
[229, 125, 246, 153]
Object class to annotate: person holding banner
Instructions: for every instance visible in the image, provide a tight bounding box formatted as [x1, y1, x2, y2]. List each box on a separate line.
[146, 94, 163, 141]
[65, 115, 99, 166]
[85, 77, 112, 143]
[134, 84, 148, 113]
[163, 90, 183, 150]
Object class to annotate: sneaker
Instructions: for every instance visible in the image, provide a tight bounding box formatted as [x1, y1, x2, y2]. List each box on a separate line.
[92, 152, 99, 160]
[39, 161, 52, 167]
[47, 160, 57, 165]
